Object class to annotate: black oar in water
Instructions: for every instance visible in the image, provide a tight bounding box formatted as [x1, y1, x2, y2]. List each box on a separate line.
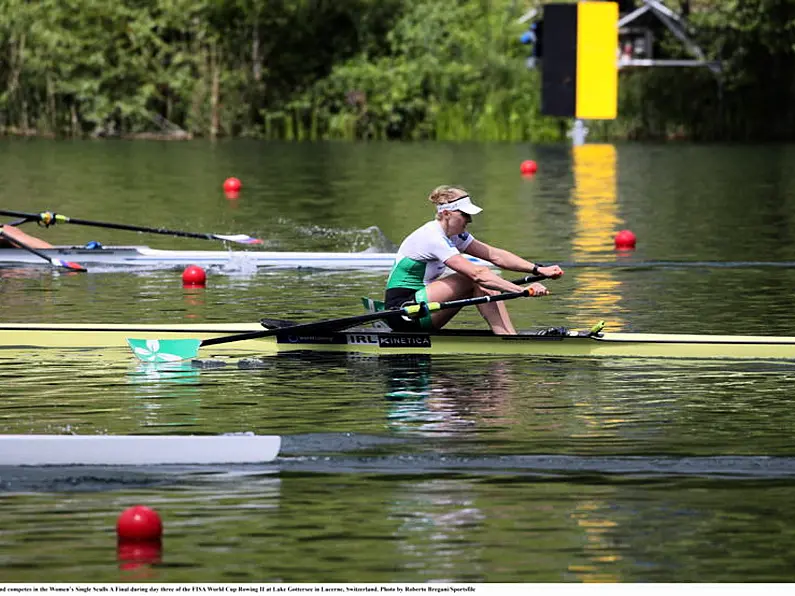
[128, 282, 548, 362]
[0, 227, 86, 272]
[0, 209, 263, 245]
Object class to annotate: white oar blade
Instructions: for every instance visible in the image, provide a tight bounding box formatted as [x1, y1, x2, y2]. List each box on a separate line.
[0, 435, 282, 466]
[127, 338, 201, 362]
[212, 234, 263, 245]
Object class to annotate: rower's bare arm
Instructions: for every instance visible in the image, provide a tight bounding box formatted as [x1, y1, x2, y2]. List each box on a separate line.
[445, 254, 548, 295]
[0, 225, 54, 249]
[464, 239, 564, 279]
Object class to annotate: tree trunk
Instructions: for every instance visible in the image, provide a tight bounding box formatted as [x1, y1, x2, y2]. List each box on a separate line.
[210, 42, 221, 139]
[8, 33, 26, 131]
[71, 103, 78, 137]
[252, 26, 262, 82]
[46, 73, 57, 134]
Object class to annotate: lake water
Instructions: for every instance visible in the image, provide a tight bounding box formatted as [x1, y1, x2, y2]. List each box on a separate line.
[1, 139, 795, 582]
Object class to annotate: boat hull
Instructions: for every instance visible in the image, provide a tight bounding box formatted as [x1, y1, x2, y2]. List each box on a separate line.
[0, 246, 489, 270]
[3, 323, 795, 360]
[0, 435, 281, 466]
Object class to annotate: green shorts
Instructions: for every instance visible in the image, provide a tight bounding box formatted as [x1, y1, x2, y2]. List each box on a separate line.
[384, 286, 433, 331]
[413, 287, 433, 330]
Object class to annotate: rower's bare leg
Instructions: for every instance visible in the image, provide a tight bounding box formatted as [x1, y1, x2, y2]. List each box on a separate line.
[422, 274, 517, 334]
[423, 274, 471, 329]
[474, 285, 517, 335]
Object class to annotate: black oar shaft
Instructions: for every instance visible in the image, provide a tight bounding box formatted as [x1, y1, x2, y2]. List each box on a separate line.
[0, 209, 258, 244]
[200, 311, 404, 347]
[0, 210, 40, 224]
[0, 209, 217, 241]
[57, 215, 218, 240]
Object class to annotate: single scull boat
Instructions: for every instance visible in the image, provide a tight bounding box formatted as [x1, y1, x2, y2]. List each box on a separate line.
[3, 322, 795, 361]
[0, 245, 410, 270]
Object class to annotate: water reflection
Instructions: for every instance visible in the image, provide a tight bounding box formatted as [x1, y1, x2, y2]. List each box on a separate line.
[391, 478, 486, 581]
[568, 497, 622, 582]
[128, 362, 202, 430]
[117, 541, 162, 573]
[379, 356, 521, 436]
[570, 144, 626, 329]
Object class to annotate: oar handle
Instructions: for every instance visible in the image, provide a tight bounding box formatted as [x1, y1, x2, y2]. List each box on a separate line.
[414, 288, 533, 315]
[510, 273, 547, 285]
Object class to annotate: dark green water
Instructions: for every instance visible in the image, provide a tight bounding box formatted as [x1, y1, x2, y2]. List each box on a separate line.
[1, 139, 795, 582]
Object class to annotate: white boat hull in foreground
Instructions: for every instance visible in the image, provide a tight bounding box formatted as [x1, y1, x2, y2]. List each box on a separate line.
[0, 435, 282, 466]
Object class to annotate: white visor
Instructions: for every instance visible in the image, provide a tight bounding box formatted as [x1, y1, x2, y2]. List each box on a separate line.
[436, 195, 483, 215]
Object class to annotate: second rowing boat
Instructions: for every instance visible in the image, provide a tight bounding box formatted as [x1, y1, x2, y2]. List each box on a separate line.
[0, 245, 489, 270]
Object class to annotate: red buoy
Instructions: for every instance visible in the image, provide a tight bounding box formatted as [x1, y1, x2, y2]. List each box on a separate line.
[182, 265, 206, 287]
[116, 506, 162, 543]
[614, 229, 637, 250]
[223, 177, 242, 193]
[520, 160, 538, 176]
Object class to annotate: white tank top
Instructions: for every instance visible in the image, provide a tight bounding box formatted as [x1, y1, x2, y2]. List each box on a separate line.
[386, 220, 475, 290]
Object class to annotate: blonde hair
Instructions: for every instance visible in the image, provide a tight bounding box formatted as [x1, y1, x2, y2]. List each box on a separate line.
[428, 185, 469, 219]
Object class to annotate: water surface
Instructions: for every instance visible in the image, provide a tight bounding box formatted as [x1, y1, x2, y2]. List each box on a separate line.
[1, 140, 794, 582]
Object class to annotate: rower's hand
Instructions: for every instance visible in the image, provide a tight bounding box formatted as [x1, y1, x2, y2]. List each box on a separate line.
[539, 265, 564, 279]
[525, 282, 549, 297]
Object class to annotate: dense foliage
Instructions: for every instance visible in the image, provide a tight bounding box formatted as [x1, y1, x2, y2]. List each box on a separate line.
[1, 0, 793, 141]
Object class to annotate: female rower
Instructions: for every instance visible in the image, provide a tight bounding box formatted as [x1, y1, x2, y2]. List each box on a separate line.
[384, 185, 564, 335]
[0, 225, 53, 249]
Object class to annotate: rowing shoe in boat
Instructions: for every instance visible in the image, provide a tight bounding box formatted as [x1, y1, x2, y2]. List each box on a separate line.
[0, 435, 281, 466]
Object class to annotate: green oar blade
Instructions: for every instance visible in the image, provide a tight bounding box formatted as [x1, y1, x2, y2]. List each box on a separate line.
[127, 338, 201, 362]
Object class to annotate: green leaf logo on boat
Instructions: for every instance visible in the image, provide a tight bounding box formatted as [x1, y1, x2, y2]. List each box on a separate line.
[126, 339, 200, 362]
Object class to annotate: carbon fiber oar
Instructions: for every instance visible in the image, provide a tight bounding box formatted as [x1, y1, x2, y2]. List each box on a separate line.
[0, 209, 263, 245]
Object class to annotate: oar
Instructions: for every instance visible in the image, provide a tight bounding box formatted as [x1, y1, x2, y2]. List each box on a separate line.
[0, 209, 263, 245]
[128, 283, 547, 362]
[362, 272, 553, 315]
[0, 227, 86, 272]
